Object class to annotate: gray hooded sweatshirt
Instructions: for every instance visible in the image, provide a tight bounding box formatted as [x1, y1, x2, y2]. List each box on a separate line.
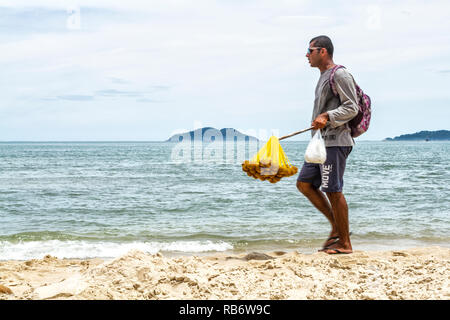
[311, 66, 359, 147]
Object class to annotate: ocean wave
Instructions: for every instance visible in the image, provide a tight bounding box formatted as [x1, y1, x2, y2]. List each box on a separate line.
[0, 240, 233, 260]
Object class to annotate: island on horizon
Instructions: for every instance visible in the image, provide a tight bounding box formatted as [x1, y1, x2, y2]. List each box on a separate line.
[384, 130, 450, 141]
[166, 127, 259, 142]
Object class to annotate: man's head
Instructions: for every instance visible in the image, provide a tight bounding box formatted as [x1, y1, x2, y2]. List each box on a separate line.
[306, 35, 334, 68]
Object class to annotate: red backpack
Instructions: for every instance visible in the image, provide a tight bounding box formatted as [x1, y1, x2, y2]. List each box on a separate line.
[329, 65, 371, 138]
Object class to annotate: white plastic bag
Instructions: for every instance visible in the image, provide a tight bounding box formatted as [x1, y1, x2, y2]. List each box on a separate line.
[304, 130, 326, 164]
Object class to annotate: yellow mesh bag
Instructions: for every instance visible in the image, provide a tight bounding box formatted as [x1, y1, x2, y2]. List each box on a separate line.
[242, 136, 298, 183]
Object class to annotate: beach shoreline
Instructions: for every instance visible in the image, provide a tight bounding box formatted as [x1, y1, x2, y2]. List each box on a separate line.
[0, 246, 448, 300]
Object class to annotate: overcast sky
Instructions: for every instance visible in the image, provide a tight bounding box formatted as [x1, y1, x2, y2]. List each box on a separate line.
[1, 0, 449, 141]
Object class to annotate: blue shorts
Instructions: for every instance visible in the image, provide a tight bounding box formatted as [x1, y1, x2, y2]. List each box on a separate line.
[297, 146, 352, 193]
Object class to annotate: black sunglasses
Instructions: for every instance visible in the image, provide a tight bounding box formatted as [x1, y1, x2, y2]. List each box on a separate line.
[307, 47, 322, 54]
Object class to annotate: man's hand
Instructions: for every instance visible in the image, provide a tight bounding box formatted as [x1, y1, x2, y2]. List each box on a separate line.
[312, 112, 329, 130]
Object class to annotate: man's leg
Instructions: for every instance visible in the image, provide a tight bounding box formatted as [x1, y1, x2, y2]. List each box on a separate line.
[319, 146, 353, 254]
[296, 181, 339, 244]
[325, 192, 352, 253]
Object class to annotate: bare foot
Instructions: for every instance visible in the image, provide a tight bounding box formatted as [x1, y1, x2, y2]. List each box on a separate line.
[323, 241, 353, 254]
[318, 235, 339, 252]
[324, 248, 353, 254]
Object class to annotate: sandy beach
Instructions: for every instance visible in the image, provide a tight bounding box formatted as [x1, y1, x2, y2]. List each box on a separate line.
[0, 246, 448, 300]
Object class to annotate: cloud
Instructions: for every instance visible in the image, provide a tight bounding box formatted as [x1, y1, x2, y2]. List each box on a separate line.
[56, 95, 94, 101]
[150, 85, 171, 91]
[45, 88, 163, 102]
[95, 89, 141, 97]
[110, 77, 130, 84]
[0, 7, 66, 35]
[136, 98, 159, 103]
[38, 84, 171, 103]
[0, 1, 449, 140]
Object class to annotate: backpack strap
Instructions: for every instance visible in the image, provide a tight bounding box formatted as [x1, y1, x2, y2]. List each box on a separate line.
[329, 65, 345, 97]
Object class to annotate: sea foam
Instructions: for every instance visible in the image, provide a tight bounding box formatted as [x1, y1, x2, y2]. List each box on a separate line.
[0, 240, 233, 260]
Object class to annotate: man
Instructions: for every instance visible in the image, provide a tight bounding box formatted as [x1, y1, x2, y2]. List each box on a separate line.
[297, 35, 358, 254]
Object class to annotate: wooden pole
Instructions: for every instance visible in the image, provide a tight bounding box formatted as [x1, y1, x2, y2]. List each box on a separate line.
[278, 126, 314, 141]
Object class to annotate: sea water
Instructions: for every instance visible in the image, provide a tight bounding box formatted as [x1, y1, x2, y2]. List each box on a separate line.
[0, 141, 449, 260]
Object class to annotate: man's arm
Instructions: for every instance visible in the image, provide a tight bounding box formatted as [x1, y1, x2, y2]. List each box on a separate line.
[312, 70, 359, 130]
[326, 70, 359, 128]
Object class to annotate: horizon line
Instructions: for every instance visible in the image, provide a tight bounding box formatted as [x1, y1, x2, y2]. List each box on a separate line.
[1, 139, 385, 143]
